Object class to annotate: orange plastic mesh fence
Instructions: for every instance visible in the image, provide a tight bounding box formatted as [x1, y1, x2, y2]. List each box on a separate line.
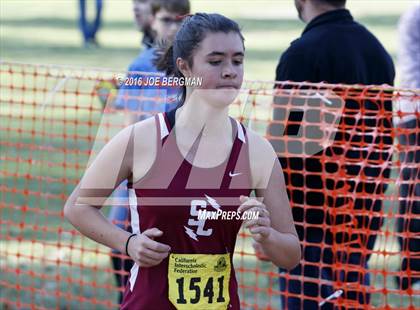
[0, 62, 419, 309]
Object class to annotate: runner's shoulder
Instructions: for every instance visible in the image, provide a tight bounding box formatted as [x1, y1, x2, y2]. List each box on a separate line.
[246, 128, 278, 186]
[246, 128, 277, 162]
[131, 116, 158, 150]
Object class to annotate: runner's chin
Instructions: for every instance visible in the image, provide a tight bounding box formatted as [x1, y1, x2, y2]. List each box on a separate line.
[213, 87, 240, 106]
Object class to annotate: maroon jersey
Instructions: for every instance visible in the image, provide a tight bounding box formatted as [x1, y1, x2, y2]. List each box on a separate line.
[121, 109, 252, 310]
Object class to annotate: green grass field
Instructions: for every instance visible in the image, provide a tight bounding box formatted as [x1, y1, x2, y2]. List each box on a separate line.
[1, 0, 419, 309]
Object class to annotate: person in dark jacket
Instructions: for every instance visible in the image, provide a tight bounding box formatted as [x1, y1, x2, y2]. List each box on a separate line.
[268, 0, 395, 308]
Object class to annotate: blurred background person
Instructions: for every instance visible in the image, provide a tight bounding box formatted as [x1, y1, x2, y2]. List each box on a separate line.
[95, 0, 154, 109]
[395, 3, 420, 291]
[113, 0, 190, 123]
[133, 0, 155, 49]
[268, 0, 394, 308]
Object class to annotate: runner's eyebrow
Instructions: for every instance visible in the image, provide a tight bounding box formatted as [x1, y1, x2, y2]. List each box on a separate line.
[206, 51, 244, 57]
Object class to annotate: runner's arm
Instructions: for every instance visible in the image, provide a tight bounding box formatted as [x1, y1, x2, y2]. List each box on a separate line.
[64, 125, 135, 254]
[249, 131, 301, 269]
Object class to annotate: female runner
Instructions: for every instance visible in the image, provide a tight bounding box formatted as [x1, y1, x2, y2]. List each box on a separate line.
[64, 13, 300, 310]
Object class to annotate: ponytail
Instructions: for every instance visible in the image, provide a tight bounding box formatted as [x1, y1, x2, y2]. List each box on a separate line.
[156, 44, 175, 76]
[155, 40, 187, 106]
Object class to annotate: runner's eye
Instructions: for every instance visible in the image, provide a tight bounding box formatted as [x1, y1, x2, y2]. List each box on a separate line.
[233, 59, 243, 66]
[209, 60, 222, 66]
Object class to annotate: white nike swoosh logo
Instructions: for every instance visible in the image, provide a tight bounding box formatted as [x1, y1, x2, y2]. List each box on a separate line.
[229, 171, 242, 177]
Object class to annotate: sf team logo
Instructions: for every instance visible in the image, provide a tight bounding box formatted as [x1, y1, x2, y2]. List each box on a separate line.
[184, 195, 221, 241]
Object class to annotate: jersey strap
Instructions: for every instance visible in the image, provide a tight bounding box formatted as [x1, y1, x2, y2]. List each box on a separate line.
[221, 121, 247, 189]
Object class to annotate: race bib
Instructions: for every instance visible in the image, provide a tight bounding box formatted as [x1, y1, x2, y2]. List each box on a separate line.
[168, 253, 231, 310]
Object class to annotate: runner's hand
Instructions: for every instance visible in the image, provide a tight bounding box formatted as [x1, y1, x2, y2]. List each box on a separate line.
[238, 195, 272, 242]
[127, 228, 171, 267]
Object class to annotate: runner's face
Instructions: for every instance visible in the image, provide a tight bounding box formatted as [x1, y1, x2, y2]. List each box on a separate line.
[186, 31, 244, 107]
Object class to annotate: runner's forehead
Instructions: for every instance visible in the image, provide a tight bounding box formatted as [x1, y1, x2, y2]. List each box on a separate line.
[195, 32, 244, 57]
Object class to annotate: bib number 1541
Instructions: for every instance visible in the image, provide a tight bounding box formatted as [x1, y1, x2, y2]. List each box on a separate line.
[176, 276, 225, 304]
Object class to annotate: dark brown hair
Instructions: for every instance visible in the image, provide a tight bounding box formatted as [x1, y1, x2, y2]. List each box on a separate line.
[150, 0, 190, 16]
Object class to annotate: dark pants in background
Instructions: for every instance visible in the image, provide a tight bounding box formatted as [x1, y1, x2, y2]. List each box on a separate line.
[79, 0, 103, 46]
